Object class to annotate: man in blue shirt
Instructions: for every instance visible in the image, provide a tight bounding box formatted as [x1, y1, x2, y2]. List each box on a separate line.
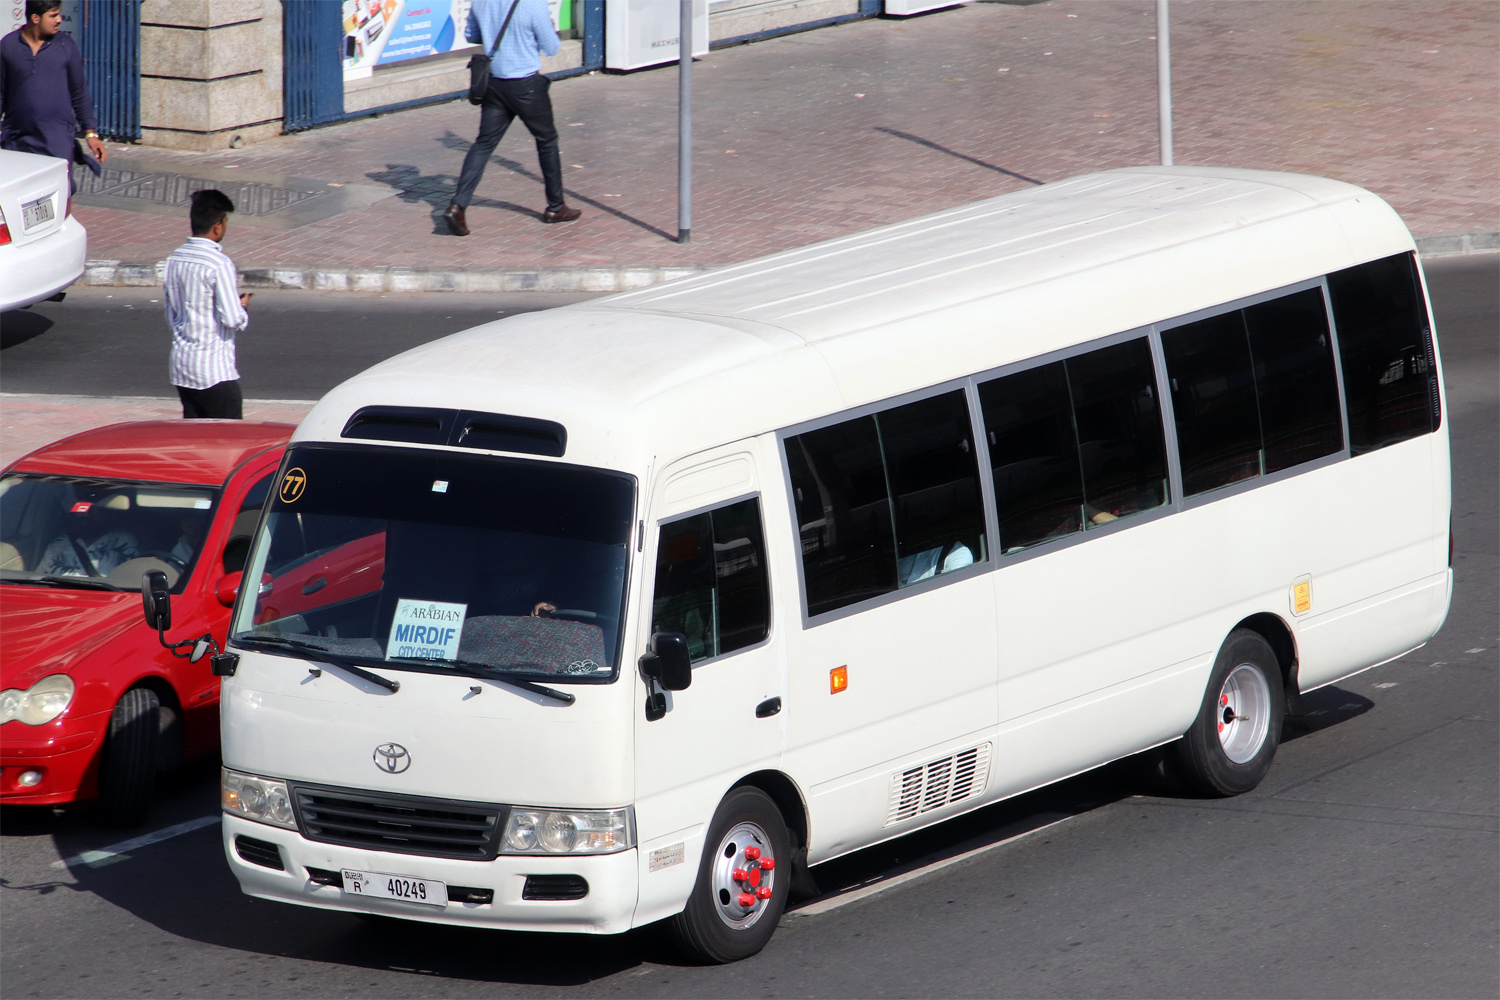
[0, 0, 108, 189]
[445, 0, 580, 236]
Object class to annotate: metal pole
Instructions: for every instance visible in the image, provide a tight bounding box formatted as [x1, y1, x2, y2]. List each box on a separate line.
[678, 0, 692, 243]
[1156, 0, 1173, 166]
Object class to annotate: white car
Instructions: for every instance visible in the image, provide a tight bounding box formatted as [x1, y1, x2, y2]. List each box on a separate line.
[0, 149, 87, 311]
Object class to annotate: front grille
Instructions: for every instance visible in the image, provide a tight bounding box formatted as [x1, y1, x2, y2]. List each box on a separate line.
[235, 834, 285, 870]
[523, 874, 589, 900]
[306, 866, 493, 904]
[290, 783, 505, 860]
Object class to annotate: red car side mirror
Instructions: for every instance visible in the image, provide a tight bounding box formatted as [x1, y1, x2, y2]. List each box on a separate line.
[216, 571, 243, 607]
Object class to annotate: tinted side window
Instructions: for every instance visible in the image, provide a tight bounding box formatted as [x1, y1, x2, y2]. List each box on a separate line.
[980, 338, 1168, 554]
[979, 362, 1083, 552]
[787, 416, 897, 616]
[1068, 339, 1170, 525]
[787, 389, 987, 616]
[879, 391, 987, 585]
[222, 472, 274, 573]
[1327, 252, 1440, 454]
[1162, 311, 1262, 496]
[651, 497, 769, 663]
[1244, 288, 1343, 473]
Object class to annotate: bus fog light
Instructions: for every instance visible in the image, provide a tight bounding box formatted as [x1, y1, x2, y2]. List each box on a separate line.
[222, 768, 297, 830]
[501, 807, 634, 855]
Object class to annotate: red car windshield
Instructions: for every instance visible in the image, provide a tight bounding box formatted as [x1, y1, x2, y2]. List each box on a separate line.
[0, 474, 220, 593]
[231, 444, 635, 683]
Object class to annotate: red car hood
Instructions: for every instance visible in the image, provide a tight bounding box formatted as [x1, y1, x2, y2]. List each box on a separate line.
[0, 585, 142, 689]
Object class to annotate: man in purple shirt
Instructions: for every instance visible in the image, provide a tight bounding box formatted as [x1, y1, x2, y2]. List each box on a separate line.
[0, 0, 108, 189]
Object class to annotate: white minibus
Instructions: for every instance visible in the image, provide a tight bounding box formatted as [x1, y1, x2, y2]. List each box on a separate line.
[177, 166, 1450, 962]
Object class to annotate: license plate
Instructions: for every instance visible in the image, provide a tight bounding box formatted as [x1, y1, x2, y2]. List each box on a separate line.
[340, 868, 446, 907]
[22, 195, 55, 231]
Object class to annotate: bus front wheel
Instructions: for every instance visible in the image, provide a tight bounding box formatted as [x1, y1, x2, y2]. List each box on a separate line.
[1176, 629, 1285, 797]
[668, 786, 790, 963]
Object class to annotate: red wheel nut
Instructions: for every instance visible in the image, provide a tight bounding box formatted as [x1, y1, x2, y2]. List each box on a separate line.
[755, 886, 772, 900]
[731, 868, 748, 882]
[744, 846, 761, 860]
[758, 858, 775, 871]
[737, 893, 756, 907]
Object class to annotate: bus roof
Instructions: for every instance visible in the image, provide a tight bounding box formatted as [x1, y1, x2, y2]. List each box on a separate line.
[298, 166, 1414, 471]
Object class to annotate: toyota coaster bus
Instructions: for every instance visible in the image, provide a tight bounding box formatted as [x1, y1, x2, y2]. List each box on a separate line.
[159, 167, 1449, 962]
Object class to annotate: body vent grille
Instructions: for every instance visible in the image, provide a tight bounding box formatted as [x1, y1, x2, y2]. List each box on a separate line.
[886, 743, 991, 826]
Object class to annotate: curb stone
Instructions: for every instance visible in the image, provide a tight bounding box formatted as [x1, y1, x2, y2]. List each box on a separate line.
[79, 261, 711, 293]
[75, 231, 1497, 293]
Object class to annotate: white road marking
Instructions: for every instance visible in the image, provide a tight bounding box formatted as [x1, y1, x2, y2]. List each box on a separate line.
[51, 815, 220, 870]
[788, 817, 1071, 918]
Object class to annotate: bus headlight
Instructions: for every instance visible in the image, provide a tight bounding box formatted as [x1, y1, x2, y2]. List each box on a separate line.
[222, 768, 297, 830]
[502, 806, 633, 855]
[0, 674, 75, 726]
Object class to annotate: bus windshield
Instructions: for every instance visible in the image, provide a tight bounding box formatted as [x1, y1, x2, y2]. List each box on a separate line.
[232, 444, 635, 682]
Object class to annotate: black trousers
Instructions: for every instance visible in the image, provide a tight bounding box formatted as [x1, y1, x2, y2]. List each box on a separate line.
[177, 380, 243, 419]
[453, 73, 564, 213]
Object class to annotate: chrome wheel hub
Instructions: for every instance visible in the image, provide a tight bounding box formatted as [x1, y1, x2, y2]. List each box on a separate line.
[710, 820, 777, 930]
[1217, 662, 1272, 764]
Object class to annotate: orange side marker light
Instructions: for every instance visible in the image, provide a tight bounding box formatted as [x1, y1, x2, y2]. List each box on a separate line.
[830, 665, 848, 694]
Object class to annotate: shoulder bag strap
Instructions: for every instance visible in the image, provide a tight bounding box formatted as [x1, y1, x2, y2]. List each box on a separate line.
[489, 0, 522, 59]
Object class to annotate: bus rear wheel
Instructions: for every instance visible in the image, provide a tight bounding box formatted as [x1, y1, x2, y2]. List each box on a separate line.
[1175, 629, 1285, 797]
[668, 786, 790, 964]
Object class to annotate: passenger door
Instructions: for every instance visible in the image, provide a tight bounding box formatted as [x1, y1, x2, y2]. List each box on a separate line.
[779, 387, 999, 863]
[633, 443, 785, 918]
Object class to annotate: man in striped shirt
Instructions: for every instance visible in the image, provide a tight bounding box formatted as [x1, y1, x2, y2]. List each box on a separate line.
[163, 189, 250, 419]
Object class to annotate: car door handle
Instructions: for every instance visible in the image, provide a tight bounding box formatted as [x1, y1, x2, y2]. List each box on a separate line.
[755, 697, 781, 718]
[301, 577, 327, 596]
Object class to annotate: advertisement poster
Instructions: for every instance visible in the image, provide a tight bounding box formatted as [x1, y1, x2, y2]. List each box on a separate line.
[342, 0, 472, 80]
[342, 0, 568, 81]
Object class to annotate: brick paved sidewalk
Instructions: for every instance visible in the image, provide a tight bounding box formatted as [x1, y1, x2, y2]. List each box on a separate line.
[0, 395, 314, 468]
[74, 0, 1500, 278]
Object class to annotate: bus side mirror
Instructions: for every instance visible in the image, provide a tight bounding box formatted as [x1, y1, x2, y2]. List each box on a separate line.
[141, 570, 172, 631]
[640, 632, 692, 691]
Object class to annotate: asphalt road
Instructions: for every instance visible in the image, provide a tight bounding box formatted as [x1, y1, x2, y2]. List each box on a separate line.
[1, 258, 1496, 998]
[0, 289, 595, 399]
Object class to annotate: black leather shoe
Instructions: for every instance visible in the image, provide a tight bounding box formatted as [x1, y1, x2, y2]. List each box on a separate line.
[443, 203, 469, 236]
[541, 205, 582, 224]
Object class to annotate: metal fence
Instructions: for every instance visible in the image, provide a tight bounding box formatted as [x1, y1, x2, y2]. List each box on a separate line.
[283, 0, 344, 132]
[76, 0, 141, 141]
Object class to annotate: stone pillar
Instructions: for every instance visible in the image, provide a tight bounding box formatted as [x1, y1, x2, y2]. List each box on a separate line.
[139, 0, 284, 150]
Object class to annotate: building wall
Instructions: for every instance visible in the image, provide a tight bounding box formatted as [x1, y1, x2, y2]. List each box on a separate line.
[139, 0, 284, 150]
[709, 0, 862, 45]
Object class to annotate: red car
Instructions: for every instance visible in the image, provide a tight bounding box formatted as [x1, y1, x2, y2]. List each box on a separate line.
[1, 420, 291, 824]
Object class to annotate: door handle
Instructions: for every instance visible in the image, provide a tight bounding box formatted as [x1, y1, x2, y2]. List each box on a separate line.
[755, 697, 781, 718]
[301, 577, 327, 596]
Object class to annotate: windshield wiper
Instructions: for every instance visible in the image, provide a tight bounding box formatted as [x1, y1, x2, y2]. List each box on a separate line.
[233, 634, 400, 693]
[18, 575, 123, 592]
[387, 656, 576, 705]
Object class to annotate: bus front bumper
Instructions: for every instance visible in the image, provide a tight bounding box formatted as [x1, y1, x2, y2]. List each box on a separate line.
[222, 813, 640, 933]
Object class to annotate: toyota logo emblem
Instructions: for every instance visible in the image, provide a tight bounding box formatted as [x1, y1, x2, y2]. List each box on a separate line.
[373, 743, 411, 774]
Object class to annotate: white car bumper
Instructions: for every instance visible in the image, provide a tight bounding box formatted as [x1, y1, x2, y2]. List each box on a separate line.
[0, 215, 87, 311]
[223, 813, 641, 934]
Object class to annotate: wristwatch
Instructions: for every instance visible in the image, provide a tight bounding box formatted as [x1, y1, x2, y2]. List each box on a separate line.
[84, 130, 99, 139]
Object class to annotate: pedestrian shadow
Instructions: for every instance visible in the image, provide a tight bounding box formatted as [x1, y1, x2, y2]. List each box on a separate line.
[0, 309, 55, 350]
[364, 164, 535, 236]
[875, 127, 1045, 186]
[435, 131, 676, 243]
